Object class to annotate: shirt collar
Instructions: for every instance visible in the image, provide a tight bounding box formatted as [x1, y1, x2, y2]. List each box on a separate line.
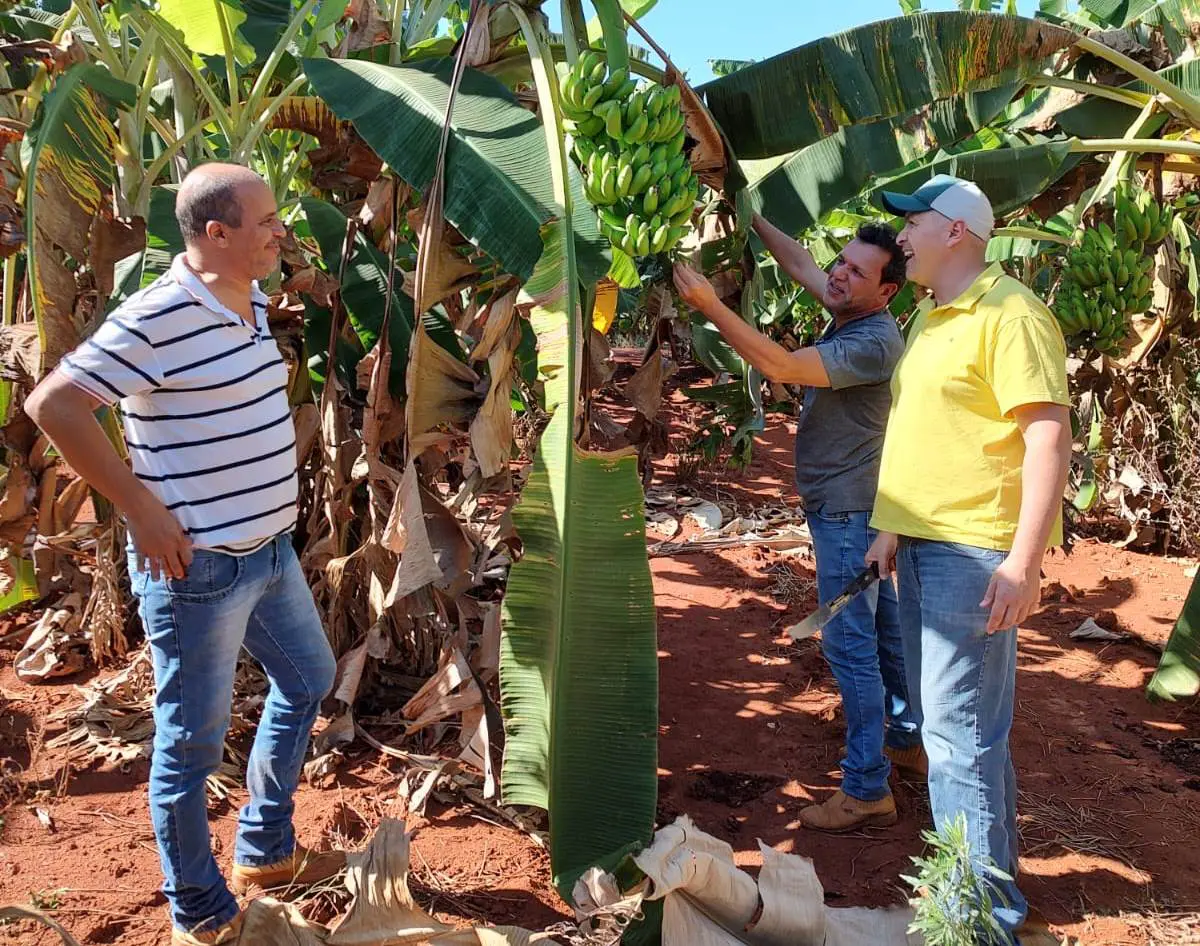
[926, 262, 1005, 316]
[170, 254, 269, 328]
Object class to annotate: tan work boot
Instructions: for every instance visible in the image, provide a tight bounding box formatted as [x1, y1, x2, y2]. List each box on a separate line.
[230, 843, 346, 895]
[799, 789, 898, 833]
[171, 911, 243, 945]
[886, 744, 929, 779]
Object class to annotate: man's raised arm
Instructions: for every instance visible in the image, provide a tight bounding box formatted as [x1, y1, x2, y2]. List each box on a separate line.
[673, 263, 831, 387]
[752, 213, 828, 303]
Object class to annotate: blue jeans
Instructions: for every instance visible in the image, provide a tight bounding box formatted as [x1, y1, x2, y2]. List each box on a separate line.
[807, 508, 919, 801]
[897, 538, 1026, 942]
[129, 535, 336, 935]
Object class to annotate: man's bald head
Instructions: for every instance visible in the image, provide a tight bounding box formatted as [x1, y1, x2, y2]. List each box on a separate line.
[175, 163, 283, 283]
[176, 163, 268, 245]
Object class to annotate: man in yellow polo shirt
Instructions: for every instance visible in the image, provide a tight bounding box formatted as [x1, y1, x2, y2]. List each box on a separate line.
[865, 175, 1071, 944]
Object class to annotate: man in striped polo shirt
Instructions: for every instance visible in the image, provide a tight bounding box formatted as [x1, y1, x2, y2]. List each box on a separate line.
[26, 163, 341, 945]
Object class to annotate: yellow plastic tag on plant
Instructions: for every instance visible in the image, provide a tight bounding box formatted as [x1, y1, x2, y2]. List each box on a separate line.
[592, 278, 619, 335]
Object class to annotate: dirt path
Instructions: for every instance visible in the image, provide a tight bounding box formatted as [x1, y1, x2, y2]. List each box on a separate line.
[2, 390, 1199, 945]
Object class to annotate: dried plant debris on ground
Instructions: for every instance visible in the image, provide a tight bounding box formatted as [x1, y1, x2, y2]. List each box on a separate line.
[0, 819, 561, 946]
[765, 561, 815, 604]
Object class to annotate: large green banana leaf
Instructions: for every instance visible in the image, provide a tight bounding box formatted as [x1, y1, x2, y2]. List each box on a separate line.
[238, 0, 301, 62]
[22, 62, 137, 374]
[303, 56, 610, 288]
[865, 138, 1081, 217]
[740, 84, 1021, 236]
[1077, 0, 1194, 27]
[699, 11, 1078, 159]
[498, 7, 657, 901]
[1148, 568, 1200, 701]
[300, 197, 461, 396]
[156, 0, 248, 57]
[153, 0, 298, 60]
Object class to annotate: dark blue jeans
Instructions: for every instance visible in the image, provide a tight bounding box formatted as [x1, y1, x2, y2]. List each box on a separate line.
[807, 507, 920, 801]
[129, 535, 336, 935]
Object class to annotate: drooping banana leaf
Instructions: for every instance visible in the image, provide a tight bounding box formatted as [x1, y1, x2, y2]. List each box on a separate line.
[865, 137, 1081, 218]
[303, 56, 610, 288]
[22, 62, 138, 374]
[699, 11, 1078, 159]
[498, 6, 657, 901]
[740, 84, 1021, 236]
[300, 197, 460, 396]
[1147, 567, 1200, 701]
[1051, 59, 1200, 139]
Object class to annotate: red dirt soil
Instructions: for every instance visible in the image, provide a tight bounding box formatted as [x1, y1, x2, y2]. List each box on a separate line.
[3, 383, 1200, 945]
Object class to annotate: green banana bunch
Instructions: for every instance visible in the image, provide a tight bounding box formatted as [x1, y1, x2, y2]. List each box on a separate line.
[1114, 188, 1175, 251]
[1055, 194, 1171, 355]
[560, 47, 698, 259]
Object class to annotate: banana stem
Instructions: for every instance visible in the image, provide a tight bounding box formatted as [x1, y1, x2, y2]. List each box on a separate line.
[2, 256, 16, 326]
[217, 3, 241, 128]
[1071, 138, 1200, 157]
[134, 121, 206, 215]
[243, 0, 318, 127]
[389, 0, 406, 65]
[1027, 75, 1152, 109]
[992, 225, 1072, 246]
[234, 73, 308, 162]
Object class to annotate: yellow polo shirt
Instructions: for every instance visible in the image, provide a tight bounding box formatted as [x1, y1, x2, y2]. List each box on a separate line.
[871, 263, 1069, 551]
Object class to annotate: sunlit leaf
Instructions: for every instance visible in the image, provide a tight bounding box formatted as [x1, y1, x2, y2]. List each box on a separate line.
[22, 62, 137, 374]
[700, 11, 1077, 159]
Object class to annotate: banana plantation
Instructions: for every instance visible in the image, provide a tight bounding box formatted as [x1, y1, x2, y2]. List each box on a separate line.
[2, 0, 1200, 944]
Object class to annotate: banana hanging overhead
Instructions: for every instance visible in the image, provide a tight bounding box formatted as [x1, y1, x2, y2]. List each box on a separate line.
[560, 50, 699, 259]
[1052, 189, 1174, 356]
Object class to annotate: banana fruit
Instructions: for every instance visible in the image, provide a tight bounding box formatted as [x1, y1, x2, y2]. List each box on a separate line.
[560, 48, 698, 259]
[1052, 189, 1172, 355]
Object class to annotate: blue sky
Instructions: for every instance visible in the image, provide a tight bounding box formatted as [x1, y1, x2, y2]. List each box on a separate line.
[547, 0, 1043, 85]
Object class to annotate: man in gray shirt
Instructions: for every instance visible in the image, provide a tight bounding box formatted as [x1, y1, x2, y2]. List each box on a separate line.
[673, 215, 921, 832]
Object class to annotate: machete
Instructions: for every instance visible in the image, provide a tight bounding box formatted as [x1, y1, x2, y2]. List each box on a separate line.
[786, 562, 880, 641]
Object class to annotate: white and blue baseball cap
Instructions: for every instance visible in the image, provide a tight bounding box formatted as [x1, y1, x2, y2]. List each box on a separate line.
[880, 174, 995, 241]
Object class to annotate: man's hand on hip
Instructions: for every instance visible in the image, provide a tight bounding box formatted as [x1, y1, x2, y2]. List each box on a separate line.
[980, 554, 1041, 633]
[128, 495, 194, 580]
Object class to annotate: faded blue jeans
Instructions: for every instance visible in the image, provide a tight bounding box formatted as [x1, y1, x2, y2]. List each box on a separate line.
[897, 537, 1026, 942]
[807, 508, 920, 801]
[129, 534, 336, 936]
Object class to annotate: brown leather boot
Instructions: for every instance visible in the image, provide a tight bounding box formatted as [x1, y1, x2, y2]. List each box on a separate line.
[171, 912, 243, 945]
[798, 789, 897, 833]
[230, 844, 346, 895]
[886, 744, 929, 779]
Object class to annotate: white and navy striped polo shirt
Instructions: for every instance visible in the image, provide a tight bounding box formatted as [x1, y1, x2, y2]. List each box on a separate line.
[58, 254, 297, 553]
